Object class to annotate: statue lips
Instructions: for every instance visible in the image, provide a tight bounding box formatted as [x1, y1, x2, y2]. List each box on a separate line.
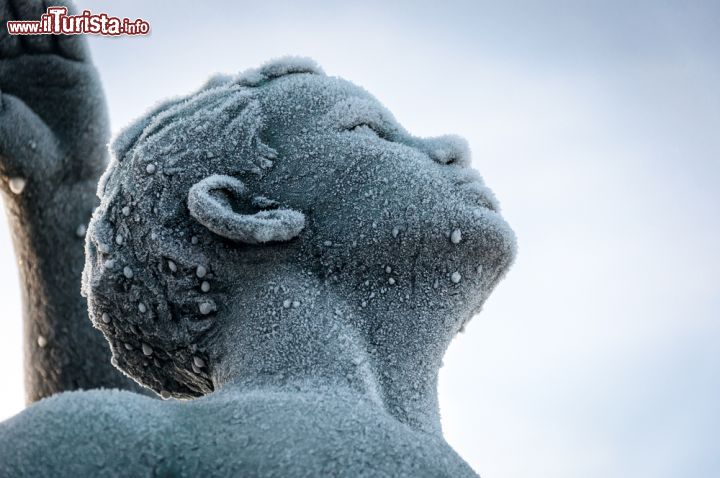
[451, 169, 498, 212]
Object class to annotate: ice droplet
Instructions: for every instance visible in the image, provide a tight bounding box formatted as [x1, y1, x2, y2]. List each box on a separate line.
[196, 265, 207, 278]
[141, 343, 153, 356]
[138, 302, 147, 313]
[451, 271, 462, 284]
[8, 177, 26, 195]
[168, 260, 177, 272]
[193, 356, 205, 368]
[392, 227, 400, 238]
[75, 224, 87, 238]
[101, 313, 112, 324]
[37, 335, 47, 348]
[160, 390, 171, 399]
[385, 266, 392, 274]
[116, 234, 124, 245]
[123, 266, 134, 279]
[191, 236, 199, 244]
[451, 229, 462, 244]
[283, 299, 291, 308]
[292, 300, 300, 308]
[199, 301, 214, 315]
[122, 206, 131, 216]
[146, 163, 156, 174]
[201, 281, 210, 292]
[388, 278, 396, 285]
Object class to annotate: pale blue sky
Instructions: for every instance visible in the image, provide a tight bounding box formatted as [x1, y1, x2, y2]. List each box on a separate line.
[0, 1, 717, 476]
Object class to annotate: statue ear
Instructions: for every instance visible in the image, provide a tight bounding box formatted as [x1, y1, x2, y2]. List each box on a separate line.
[188, 175, 305, 244]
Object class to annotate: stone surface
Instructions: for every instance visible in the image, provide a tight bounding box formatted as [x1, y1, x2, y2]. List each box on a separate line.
[0, 3, 516, 475]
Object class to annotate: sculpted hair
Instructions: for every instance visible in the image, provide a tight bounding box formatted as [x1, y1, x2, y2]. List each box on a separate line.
[81, 58, 323, 398]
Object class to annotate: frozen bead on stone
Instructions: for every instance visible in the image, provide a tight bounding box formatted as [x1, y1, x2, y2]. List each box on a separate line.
[168, 260, 177, 272]
[283, 299, 291, 308]
[323, 240, 333, 247]
[122, 206, 131, 216]
[392, 227, 400, 238]
[146, 163, 156, 174]
[196, 265, 207, 278]
[292, 300, 300, 308]
[451, 271, 462, 284]
[8, 177, 26, 195]
[97, 242, 111, 254]
[191, 236, 199, 244]
[116, 234, 124, 245]
[37, 335, 47, 348]
[388, 278, 396, 285]
[104, 259, 115, 269]
[201, 281, 210, 293]
[75, 224, 87, 238]
[199, 301, 215, 315]
[160, 390, 171, 399]
[193, 356, 205, 368]
[141, 343, 153, 356]
[451, 228, 462, 244]
[138, 302, 147, 313]
[124, 343, 133, 350]
[101, 313, 112, 324]
[385, 266, 392, 274]
[123, 266, 134, 279]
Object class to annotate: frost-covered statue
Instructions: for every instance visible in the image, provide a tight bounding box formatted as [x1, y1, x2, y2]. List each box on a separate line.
[0, 3, 516, 476]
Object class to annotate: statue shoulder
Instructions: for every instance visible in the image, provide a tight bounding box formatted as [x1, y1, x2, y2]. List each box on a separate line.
[0, 389, 166, 477]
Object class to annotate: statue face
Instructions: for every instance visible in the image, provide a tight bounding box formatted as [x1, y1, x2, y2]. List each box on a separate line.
[254, 74, 517, 326]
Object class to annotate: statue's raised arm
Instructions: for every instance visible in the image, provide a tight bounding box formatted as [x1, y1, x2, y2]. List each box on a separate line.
[0, 0, 144, 401]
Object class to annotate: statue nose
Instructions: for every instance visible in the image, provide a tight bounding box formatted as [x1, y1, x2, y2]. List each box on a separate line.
[420, 135, 471, 166]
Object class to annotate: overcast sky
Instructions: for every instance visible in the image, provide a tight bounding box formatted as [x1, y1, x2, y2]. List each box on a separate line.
[1, 1, 718, 476]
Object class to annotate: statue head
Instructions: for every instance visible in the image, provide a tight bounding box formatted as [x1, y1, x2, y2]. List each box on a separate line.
[82, 57, 516, 399]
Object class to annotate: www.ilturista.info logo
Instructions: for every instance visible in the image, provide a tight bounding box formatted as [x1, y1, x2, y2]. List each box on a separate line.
[6, 6, 150, 36]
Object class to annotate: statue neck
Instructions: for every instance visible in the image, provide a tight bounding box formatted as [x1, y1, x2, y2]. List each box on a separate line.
[209, 265, 444, 435]
[209, 268, 385, 407]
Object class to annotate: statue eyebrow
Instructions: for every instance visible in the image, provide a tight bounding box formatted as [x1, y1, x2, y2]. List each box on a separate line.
[325, 97, 394, 132]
